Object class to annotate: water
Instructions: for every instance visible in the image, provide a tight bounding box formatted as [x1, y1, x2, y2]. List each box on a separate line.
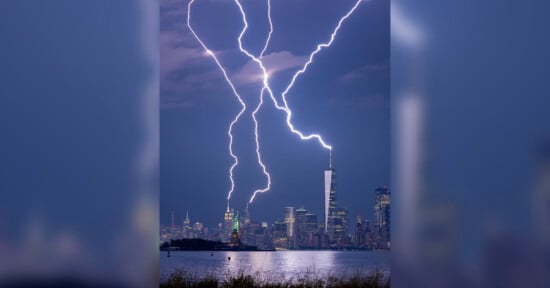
[160, 250, 390, 282]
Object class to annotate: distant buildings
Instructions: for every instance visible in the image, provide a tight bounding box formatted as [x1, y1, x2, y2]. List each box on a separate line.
[350, 186, 391, 249]
[271, 220, 288, 250]
[183, 210, 191, 238]
[160, 210, 209, 243]
[160, 170, 390, 250]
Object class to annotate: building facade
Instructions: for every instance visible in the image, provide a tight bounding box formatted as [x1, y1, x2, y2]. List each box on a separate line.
[284, 207, 296, 248]
[324, 168, 337, 238]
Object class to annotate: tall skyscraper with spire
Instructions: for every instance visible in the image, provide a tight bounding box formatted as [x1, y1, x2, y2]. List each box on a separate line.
[223, 203, 234, 242]
[324, 152, 348, 245]
[183, 210, 191, 238]
[324, 152, 337, 237]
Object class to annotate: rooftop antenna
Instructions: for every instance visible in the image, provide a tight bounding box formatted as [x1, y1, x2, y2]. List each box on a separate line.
[171, 210, 175, 228]
[330, 149, 333, 169]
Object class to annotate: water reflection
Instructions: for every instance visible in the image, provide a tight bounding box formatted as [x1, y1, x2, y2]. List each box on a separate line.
[161, 251, 389, 282]
[281, 251, 335, 276]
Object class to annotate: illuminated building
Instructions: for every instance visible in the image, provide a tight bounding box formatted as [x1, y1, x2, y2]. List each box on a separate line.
[255, 222, 271, 250]
[284, 207, 296, 248]
[374, 186, 391, 248]
[296, 208, 320, 248]
[223, 204, 234, 242]
[272, 221, 288, 250]
[192, 222, 204, 238]
[183, 210, 192, 238]
[324, 167, 337, 238]
[333, 207, 349, 245]
[324, 168, 336, 234]
[354, 216, 375, 248]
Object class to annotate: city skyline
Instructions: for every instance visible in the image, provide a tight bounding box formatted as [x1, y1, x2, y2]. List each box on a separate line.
[163, 160, 390, 230]
[161, 184, 391, 250]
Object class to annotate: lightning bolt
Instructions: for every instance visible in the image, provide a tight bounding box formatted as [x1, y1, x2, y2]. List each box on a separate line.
[187, 0, 247, 205]
[276, 0, 365, 152]
[233, 0, 364, 203]
[233, 0, 276, 204]
[280, 0, 365, 111]
[249, 88, 271, 203]
[259, 0, 273, 58]
[186, 0, 364, 206]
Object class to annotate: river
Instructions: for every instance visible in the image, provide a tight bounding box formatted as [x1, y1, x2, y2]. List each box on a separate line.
[160, 250, 390, 281]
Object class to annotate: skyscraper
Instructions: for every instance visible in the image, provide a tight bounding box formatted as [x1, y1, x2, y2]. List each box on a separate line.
[374, 186, 391, 248]
[295, 208, 308, 247]
[284, 207, 296, 248]
[241, 205, 252, 245]
[333, 207, 349, 245]
[296, 208, 320, 248]
[354, 216, 366, 247]
[324, 167, 337, 235]
[223, 204, 234, 242]
[244, 204, 251, 225]
[183, 210, 192, 238]
[272, 221, 288, 250]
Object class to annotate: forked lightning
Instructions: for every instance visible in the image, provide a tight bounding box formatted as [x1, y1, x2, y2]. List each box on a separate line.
[187, 0, 365, 207]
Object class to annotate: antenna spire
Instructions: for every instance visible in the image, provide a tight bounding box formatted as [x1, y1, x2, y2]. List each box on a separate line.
[171, 210, 175, 227]
[330, 149, 333, 169]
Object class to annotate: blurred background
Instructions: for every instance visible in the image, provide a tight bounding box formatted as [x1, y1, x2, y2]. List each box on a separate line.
[392, 0, 550, 287]
[0, 0, 549, 287]
[0, 0, 158, 287]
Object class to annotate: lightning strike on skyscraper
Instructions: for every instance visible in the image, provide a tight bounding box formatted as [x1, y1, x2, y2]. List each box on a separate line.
[187, 0, 366, 207]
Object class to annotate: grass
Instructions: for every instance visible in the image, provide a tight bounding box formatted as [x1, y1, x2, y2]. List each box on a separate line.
[160, 268, 390, 288]
[160, 269, 218, 288]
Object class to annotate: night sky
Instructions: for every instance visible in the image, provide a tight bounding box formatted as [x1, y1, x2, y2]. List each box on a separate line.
[160, 0, 389, 229]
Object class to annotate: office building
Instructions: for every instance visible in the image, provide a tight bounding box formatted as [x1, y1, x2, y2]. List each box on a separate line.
[374, 186, 391, 248]
[223, 204, 234, 242]
[284, 207, 296, 248]
[324, 167, 337, 240]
